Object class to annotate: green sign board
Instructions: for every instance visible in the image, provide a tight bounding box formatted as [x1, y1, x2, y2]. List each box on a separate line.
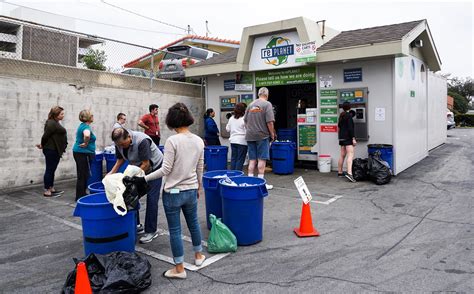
[320, 116, 338, 124]
[320, 98, 338, 106]
[255, 67, 316, 87]
[410, 90, 416, 97]
[320, 90, 337, 97]
[320, 107, 338, 115]
[298, 125, 317, 154]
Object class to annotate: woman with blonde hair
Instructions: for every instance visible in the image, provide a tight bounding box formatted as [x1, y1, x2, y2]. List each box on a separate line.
[73, 109, 96, 201]
[36, 106, 67, 197]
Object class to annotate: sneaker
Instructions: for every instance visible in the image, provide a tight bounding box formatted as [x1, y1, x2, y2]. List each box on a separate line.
[265, 184, 273, 190]
[345, 173, 356, 183]
[136, 224, 144, 235]
[163, 269, 187, 279]
[43, 192, 61, 198]
[51, 190, 64, 195]
[139, 232, 159, 244]
[338, 172, 345, 177]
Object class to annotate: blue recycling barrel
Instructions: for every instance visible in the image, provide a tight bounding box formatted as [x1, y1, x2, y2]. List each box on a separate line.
[368, 144, 393, 171]
[87, 152, 104, 186]
[220, 176, 268, 245]
[204, 146, 228, 171]
[73, 192, 136, 255]
[277, 128, 297, 143]
[104, 153, 128, 173]
[87, 181, 105, 194]
[271, 142, 296, 175]
[203, 170, 244, 230]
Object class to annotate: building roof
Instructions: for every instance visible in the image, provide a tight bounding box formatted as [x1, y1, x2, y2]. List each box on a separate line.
[123, 35, 240, 68]
[186, 19, 442, 77]
[317, 20, 424, 51]
[158, 35, 240, 50]
[190, 48, 239, 68]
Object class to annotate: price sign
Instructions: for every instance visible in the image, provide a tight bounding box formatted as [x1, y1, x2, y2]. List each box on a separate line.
[294, 176, 312, 204]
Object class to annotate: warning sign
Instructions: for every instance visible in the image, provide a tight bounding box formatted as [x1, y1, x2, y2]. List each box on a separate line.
[320, 125, 338, 132]
[294, 176, 312, 204]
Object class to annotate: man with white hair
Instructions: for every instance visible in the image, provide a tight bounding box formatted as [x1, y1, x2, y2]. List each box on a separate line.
[244, 87, 276, 190]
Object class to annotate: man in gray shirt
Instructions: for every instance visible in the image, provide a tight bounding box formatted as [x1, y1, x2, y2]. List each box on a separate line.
[244, 87, 276, 190]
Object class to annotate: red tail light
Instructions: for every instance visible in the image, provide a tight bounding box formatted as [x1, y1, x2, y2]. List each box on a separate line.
[159, 61, 164, 70]
[181, 58, 196, 68]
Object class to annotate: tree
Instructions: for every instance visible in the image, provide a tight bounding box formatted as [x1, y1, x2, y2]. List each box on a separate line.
[448, 91, 469, 114]
[83, 49, 107, 71]
[448, 77, 473, 100]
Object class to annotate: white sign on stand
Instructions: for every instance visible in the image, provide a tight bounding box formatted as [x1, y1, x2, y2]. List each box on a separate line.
[294, 176, 312, 204]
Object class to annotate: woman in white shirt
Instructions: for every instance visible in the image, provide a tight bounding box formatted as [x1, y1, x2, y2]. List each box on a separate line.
[132, 103, 205, 279]
[226, 103, 248, 171]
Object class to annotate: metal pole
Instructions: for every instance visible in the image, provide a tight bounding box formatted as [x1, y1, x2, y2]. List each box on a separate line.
[150, 49, 154, 90]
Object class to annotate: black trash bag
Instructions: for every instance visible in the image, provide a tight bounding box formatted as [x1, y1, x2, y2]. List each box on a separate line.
[368, 151, 392, 185]
[122, 176, 149, 210]
[62, 252, 152, 294]
[352, 158, 369, 181]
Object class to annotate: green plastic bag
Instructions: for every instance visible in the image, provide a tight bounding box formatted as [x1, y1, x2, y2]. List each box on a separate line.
[207, 214, 237, 253]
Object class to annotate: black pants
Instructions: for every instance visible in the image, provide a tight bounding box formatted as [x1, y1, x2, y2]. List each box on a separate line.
[73, 152, 93, 201]
[150, 135, 160, 147]
[43, 148, 61, 190]
[205, 138, 221, 146]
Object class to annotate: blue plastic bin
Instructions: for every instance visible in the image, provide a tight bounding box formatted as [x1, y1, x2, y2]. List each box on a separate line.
[87, 152, 104, 186]
[271, 142, 296, 175]
[203, 170, 244, 230]
[104, 153, 128, 173]
[158, 145, 165, 154]
[368, 144, 393, 171]
[277, 128, 297, 143]
[204, 146, 228, 171]
[219, 176, 268, 245]
[73, 192, 136, 255]
[88, 181, 105, 194]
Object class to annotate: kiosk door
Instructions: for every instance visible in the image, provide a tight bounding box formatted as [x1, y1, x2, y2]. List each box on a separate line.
[338, 88, 368, 141]
[219, 95, 238, 138]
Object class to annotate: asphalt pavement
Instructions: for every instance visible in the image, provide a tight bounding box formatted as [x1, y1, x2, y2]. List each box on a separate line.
[0, 128, 472, 293]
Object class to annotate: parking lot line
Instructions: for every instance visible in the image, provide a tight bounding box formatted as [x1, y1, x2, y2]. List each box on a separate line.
[0, 195, 230, 271]
[273, 186, 344, 205]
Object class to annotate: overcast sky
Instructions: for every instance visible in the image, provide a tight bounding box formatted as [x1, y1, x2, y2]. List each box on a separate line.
[1, 0, 472, 77]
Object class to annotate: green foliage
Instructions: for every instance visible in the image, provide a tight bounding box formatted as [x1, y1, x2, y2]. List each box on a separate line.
[448, 77, 473, 99]
[448, 91, 469, 114]
[83, 49, 107, 71]
[454, 114, 474, 127]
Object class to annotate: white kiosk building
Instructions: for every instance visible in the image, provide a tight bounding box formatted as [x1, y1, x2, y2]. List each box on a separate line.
[186, 17, 447, 175]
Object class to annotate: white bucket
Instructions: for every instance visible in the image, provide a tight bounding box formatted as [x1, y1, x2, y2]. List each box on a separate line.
[318, 155, 331, 173]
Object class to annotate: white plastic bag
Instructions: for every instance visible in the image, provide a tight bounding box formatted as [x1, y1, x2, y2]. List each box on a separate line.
[102, 165, 145, 216]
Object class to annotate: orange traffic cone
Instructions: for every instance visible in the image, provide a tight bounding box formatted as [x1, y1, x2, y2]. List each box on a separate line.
[74, 262, 92, 294]
[294, 202, 320, 237]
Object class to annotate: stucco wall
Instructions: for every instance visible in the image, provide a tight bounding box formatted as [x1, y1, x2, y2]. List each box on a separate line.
[0, 58, 204, 189]
[318, 58, 394, 170]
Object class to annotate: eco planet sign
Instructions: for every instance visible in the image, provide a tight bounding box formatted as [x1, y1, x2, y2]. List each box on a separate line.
[250, 31, 304, 71]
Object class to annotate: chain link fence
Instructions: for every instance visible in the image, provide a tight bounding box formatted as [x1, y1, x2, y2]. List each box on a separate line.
[0, 15, 200, 90]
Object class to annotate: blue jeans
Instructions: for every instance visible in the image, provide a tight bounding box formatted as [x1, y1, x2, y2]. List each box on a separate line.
[230, 143, 248, 171]
[43, 148, 60, 190]
[247, 138, 270, 160]
[143, 176, 162, 233]
[162, 189, 203, 264]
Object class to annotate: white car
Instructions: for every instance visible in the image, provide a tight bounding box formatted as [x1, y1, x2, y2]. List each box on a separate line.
[447, 110, 455, 130]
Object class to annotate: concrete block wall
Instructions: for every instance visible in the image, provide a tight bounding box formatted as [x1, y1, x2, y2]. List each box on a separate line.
[0, 58, 204, 189]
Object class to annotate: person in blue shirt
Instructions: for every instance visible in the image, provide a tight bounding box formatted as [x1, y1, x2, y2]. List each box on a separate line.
[72, 110, 96, 201]
[203, 108, 220, 145]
